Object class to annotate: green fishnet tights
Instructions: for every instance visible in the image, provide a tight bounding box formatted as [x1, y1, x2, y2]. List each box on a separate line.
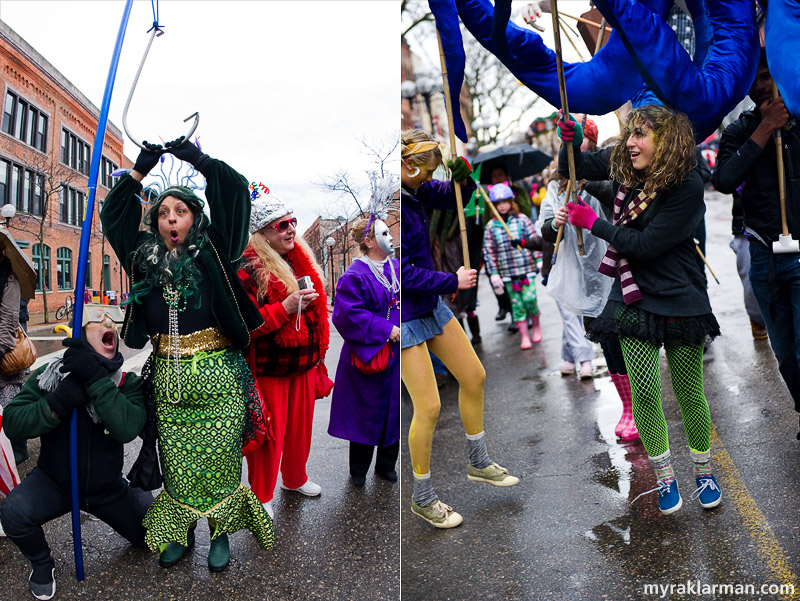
[618, 335, 711, 457]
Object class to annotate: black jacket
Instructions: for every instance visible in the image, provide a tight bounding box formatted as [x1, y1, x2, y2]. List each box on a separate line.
[713, 109, 800, 244]
[559, 145, 711, 317]
[4, 365, 145, 503]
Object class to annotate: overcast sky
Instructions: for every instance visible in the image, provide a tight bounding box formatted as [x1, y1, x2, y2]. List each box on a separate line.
[0, 0, 399, 234]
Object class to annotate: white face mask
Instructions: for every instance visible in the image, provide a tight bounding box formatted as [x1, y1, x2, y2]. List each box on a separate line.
[374, 219, 394, 254]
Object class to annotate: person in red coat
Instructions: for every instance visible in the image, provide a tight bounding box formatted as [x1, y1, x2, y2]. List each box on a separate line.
[238, 185, 330, 520]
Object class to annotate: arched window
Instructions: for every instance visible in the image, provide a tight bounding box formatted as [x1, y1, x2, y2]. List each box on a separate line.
[32, 243, 50, 291]
[56, 247, 72, 290]
[85, 251, 92, 288]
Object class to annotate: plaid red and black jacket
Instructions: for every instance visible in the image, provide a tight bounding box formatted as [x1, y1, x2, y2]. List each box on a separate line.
[238, 246, 329, 377]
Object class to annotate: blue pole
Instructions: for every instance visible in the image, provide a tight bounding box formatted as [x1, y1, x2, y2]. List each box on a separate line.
[69, 0, 134, 581]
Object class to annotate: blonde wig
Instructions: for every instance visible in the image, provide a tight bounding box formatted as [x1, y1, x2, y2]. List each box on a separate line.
[245, 232, 324, 303]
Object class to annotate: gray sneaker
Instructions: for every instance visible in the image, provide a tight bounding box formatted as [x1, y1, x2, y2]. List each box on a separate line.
[29, 567, 55, 600]
[468, 462, 520, 486]
[411, 500, 463, 528]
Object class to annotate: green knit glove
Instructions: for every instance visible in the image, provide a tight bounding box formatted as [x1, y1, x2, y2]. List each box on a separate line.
[556, 112, 584, 148]
[447, 156, 473, 182]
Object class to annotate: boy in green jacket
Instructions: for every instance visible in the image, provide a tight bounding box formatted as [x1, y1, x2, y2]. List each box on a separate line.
[0, 305, 151, 601]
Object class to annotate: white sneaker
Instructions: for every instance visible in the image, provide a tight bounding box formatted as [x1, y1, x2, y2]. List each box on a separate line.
[262, 501, 274, 519]
[0, 521, 5, 537]
[280, 479, 322, 496]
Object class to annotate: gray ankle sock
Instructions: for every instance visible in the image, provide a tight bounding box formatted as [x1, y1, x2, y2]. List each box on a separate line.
[466, 431, 492, 469]
[412, 473, 438, 507]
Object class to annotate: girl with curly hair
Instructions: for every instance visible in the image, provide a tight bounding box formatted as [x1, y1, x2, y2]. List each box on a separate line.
[558, 105, 722, 515]
[100, 140, 272, 572]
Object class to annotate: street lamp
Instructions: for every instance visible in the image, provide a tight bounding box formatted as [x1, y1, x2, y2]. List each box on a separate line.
[323, 236, 335, 302]
[1, 204, 16, 229]
[471, 113, 501, 147]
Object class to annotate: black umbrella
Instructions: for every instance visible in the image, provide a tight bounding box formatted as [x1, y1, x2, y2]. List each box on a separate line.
[472, 144, 552, 185]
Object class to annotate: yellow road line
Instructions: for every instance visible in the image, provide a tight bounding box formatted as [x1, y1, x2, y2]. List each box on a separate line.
[710, 423, 800, 600]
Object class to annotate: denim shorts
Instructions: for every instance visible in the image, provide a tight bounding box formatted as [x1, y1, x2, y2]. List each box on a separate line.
[401, 297, 454, 349]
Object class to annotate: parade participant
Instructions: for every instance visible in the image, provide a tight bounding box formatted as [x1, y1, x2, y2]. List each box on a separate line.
[401, 129, 519, 530]
[237, 188, 330, 520]
[100, 139, 272, 571]
[0, 257, 29, 465]
[482, 182, 543, 349]
[559, 105, 721, 514]
[0, 305, 151, 600]
[328, 211, 400, 487]
[713, 51, 800, 429]
[538, 178, 600, 379]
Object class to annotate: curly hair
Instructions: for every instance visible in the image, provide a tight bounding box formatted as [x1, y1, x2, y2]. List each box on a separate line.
[401, 129, 444, 171]
[609, 105, 695, 196]
[126, 187, 209, 308]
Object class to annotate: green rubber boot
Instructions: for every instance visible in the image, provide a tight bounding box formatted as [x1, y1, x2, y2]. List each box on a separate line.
[208, 533, 230, 572]
[159, 529, 195, 568]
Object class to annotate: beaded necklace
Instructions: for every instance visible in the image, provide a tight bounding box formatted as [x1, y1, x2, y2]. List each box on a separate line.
[361, 256, 400, 317]
[163, 279, 191, 403]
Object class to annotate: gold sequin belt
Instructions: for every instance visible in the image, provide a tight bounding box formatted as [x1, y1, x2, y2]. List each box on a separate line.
[151, 327, 232, 358]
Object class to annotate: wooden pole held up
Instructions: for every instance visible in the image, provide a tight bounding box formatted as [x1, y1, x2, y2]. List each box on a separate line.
[437, 31, 471, 269]
[551, 0, 585, 256]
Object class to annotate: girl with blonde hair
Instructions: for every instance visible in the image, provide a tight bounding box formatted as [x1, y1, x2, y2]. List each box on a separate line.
[237, 188, 331, 520]
[401, 129, 519, 529]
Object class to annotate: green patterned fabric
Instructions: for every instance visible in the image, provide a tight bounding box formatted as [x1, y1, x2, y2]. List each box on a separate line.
[504, 280, 539, 323]
[618, 334, 711, 457]
[143, 349, 273, 551]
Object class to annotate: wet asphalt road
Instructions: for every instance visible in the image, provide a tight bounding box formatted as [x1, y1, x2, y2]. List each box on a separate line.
[0, 318, 400, 600]
[401, 190, 800, 601]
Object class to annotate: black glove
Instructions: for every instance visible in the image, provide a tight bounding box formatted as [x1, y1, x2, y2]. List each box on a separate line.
[132, 142, 165, 175]
[511, 238, 524, 249]
[165, 137, 211, 173]
[62, 337, 107, 386]
[46, 374, 90, 420]
[447, 156, 472, 182]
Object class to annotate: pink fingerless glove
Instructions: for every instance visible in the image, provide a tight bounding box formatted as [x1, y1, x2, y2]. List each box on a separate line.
[567, 199, 598, 230]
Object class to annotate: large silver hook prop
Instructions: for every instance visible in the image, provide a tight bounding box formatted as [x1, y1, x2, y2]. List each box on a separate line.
[122, 25, 199, 150]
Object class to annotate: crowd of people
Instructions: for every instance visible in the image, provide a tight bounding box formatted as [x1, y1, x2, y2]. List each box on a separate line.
[0, 139, 400, 600]
[400, 45, 797, 527]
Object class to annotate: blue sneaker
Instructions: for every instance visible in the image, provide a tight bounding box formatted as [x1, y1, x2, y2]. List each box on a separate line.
[691, 474, 721, 509]
[656, 478, 683, 515]
[631, 478, 682, 515]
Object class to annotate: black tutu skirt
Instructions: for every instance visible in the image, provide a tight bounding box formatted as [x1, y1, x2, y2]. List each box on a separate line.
[586, 300, 721, 348]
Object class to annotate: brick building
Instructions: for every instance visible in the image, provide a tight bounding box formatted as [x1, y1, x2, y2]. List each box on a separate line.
[303, 203, 400, 302]
[0, 20, 132, 320]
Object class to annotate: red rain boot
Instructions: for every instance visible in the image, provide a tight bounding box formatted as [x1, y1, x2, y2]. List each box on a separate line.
[611, 373, 639, 441]
[516, 321, 532, 349]
[529, 313, 542, 344]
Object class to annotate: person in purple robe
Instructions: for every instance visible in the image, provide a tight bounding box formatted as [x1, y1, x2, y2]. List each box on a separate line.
[328, 212, 400, 487]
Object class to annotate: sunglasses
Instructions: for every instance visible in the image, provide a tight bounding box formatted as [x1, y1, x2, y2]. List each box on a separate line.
[266, 217, 297, 232]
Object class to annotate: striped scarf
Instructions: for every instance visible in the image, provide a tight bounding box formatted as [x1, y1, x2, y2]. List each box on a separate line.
[597, 185, 657, 304]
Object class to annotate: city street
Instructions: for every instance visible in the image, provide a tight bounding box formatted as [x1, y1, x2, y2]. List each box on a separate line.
[0, 317, 400, 601]
[401, 189, 800, 601]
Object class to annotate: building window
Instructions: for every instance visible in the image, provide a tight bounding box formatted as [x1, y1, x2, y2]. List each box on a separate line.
[56, 247, 72, 291]
[86, 251, 91, 288]
[0, 158, 44, 216]
[60, 185, 84, 226]
[60, 128, 90, 175]
[32, 243, 50, 291]
[1, 90, 47, 152]
[101, 157, 118, 189]
[103, 254, 111, 292]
